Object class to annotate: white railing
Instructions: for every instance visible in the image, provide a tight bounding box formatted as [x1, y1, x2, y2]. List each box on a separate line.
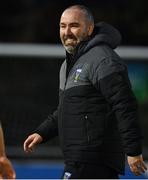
[0, 43, 148, 59]
[0, 43, 65, 58]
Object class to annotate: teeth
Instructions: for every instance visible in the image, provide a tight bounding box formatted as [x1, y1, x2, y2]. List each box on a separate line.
[66, 39, 73, 42]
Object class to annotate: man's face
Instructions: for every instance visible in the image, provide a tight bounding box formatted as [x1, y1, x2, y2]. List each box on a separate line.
[60, 8, 93, 54]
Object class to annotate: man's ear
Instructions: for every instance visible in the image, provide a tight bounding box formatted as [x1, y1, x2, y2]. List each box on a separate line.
[88, 24, 94, 36]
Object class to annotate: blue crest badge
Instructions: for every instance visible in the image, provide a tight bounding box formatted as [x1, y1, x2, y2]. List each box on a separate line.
[74, 68, 82, 82]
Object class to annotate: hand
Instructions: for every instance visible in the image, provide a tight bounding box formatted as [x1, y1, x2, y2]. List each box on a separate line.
[23, 133, 43, 153]
[0, 156, 16, 179]
[127, 155, 147, 176]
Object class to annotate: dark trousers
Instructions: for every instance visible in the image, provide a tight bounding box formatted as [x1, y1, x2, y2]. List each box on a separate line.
[62, 161, 119, 179]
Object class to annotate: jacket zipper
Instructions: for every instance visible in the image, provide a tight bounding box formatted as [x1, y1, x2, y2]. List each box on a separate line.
[84, 115, 90, 143]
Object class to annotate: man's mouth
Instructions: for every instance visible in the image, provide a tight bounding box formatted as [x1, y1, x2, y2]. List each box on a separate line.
[65, 38, 76, 45]
[66, 38, 74, 42]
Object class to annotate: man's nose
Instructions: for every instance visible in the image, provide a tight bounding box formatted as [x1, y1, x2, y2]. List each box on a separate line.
[65, 27, 72, 36]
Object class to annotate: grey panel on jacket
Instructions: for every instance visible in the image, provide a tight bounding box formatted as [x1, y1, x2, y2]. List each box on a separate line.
[59, 60, 67, 90]
[60, 45, 126, 91]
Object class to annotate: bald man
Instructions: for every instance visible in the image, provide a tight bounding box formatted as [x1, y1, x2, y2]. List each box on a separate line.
[24, 5, 147, 179]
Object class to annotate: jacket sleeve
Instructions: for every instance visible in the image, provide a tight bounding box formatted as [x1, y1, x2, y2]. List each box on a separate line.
[93, 57, 143, 156]
[34, 61, 66, 143]
[34, 108, 58, 143]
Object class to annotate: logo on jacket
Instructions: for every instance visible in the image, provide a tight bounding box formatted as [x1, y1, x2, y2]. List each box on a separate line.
[63, 172, 72, 179]
[74, 68, 82, 82]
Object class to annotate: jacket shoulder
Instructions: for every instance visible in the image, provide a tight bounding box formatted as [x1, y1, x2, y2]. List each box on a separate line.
[80, 45, 127, 82]
[86, 45, 120, 63]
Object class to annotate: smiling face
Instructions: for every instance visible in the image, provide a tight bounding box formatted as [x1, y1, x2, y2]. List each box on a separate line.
[60, 8, 94, 54]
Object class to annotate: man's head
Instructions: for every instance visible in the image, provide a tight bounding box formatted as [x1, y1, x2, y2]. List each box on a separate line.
[60, 5, 94, 54]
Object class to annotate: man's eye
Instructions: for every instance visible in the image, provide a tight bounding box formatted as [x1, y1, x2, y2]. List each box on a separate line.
[71, 24, 79, 28]
[60, 24, 66, 28]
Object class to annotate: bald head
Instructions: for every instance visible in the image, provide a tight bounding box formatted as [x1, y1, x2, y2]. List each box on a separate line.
[60, 5, 94, 54]
[65, 5, 94, 25]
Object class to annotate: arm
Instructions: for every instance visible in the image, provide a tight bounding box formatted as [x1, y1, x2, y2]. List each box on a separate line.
[34, 109, 59, 142]
[0, 124, 16, 179]
[0, 125, 5, 157]
[24, 109, 58, 153]
[94, 57, 147, 175]
[100, 70, 142, 156]
[100, 71, 147, 175]
[24, 63, 63, 152]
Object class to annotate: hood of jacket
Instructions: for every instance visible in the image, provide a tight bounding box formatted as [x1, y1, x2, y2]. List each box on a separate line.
[66, 22, 122, 68]
[90, 22, 121, 49]
[74, 22, 122, 57]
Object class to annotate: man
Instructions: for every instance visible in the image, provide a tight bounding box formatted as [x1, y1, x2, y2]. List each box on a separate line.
[24, 5, 147, 179]
[0, 123, 16, 179]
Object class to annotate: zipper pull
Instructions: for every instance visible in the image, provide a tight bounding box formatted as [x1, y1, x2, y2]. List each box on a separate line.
[85, 115, 88, 119]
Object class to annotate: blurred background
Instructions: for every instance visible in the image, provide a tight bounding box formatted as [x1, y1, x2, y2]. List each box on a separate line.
[0, 0, 148, 179]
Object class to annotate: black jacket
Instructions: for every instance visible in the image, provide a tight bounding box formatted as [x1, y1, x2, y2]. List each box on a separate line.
[35, 22, 142, 174]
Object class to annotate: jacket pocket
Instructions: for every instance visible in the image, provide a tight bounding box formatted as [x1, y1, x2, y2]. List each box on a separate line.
[84, 115, 105, 144]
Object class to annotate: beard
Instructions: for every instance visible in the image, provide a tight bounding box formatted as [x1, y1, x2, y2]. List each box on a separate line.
[63, 44, 76, 54]
[62, 35, 77, 54]
[61, 33, 88, 54]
